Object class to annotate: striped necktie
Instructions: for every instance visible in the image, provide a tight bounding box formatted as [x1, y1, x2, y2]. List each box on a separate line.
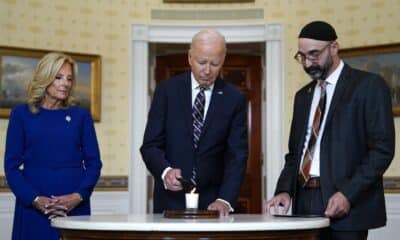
[192, 86, 206, 149]
[191, 86, 206, 186]
[300, 80, 327, 185]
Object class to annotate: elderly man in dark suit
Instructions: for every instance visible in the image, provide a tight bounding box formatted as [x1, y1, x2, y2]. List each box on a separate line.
[265, 21, 395, 240]
[140, 29, 248, 216]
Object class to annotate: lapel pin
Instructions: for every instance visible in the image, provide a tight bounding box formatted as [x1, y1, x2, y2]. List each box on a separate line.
[218, 91, 223, 95]
[308, 88, 312, 93]
[65, 115, 71, 122]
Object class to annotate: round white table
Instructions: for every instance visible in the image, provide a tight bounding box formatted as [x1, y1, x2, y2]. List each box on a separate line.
[52, 214, 329, 240]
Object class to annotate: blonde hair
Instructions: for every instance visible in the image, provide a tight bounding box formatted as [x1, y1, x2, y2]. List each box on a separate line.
[27, 52, 77, 113]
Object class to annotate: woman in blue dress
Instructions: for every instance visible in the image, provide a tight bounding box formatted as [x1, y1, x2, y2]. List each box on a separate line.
[4, 52, 102, 239]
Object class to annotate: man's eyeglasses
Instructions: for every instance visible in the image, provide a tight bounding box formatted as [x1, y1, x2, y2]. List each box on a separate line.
[294, 42, 332, 64]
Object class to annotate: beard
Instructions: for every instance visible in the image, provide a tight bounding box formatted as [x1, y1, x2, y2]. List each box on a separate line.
[303, 55, 333, 81]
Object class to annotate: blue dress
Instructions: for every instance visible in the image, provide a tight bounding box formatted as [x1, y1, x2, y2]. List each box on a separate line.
[4, 104, 102, 240]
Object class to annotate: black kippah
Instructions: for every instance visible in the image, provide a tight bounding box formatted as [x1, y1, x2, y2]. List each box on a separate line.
[298, 21, 337, 41]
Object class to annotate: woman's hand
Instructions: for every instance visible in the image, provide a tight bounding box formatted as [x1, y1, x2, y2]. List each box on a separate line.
[32, 196, 53, 213]
[32, 196, 68, 218]
[51, 193, 83, 213]
[46, 193, 82, 219]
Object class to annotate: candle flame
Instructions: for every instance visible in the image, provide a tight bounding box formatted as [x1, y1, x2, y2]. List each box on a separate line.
[190, 187, 196, 194]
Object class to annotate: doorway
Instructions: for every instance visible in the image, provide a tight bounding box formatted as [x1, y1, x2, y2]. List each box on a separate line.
[129, 24, 284, 214]
[152, 43, 263, 213]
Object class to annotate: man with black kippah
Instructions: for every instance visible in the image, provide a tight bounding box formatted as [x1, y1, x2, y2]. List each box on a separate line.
[265, 20, 395, 240]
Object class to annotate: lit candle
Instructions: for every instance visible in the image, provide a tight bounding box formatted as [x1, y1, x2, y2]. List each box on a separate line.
[185, 188, 199, 210]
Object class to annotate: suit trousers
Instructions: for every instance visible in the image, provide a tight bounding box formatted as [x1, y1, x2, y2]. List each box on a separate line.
[295, 185, 368, 240]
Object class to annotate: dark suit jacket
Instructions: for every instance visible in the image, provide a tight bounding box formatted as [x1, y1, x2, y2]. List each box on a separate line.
[140, 72, 248, 213]
[275, 64, 395, 230]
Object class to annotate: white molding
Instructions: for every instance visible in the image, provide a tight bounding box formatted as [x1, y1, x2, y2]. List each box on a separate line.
[0, 191, 129, 240]
[90, 191, 129, 215]
[130, 23, 285, 213]
[0, 193, 15, 240]
[370, 194, 400, 240]
[145, 24, 276, 43]
[265, 24, 285, 200]
[130, 24, 150, 214]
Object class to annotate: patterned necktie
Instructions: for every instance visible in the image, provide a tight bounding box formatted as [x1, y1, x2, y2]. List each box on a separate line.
[192, 86, 206, 149]
[191, 86, 206, 185]
[300, 80, 327, 184]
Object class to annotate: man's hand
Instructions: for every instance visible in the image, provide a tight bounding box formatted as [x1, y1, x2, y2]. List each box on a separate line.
[163, 168, 183, 191]
[264, 192, 291, 215]
[324, 191, 350, 218]
[207, 199, 230, 217]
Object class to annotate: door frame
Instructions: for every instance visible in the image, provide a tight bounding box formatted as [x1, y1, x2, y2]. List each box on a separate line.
[129, 24, 285, 213]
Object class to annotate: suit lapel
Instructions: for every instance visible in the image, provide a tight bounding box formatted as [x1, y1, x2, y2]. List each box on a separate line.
[324, 64, 351, 129]
[200, 79, 225, 140]
[301, 82, 316, 125]
[180, 73, 195, 139]
[297, 81, 316, 153]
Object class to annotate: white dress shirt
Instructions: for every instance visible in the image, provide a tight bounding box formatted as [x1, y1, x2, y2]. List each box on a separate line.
[191, 72, 214, 119]
[299, 60, 344, 177]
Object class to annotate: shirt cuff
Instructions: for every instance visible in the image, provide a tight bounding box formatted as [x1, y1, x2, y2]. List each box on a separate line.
[32, 196, 40, 205]
[161, 167, 172, 189]
[75, 192, 83, 202]
[217, 198, 234, 212]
